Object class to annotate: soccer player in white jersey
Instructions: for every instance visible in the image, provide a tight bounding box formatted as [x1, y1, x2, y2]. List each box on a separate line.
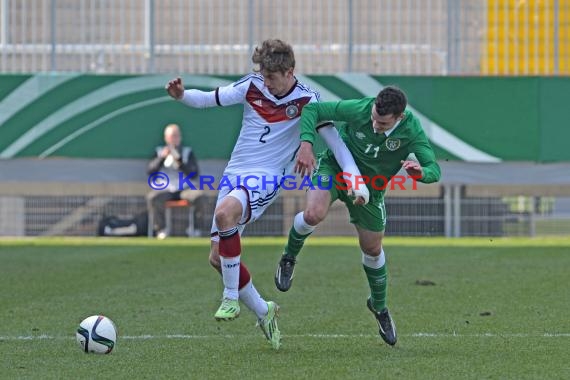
[165, 39, 339, 350]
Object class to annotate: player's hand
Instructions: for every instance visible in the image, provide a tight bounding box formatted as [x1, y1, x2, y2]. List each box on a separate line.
[347, 181, 370, 205]
[295, 141, 316, 177]
[401, 160, 423, 179]
[165, 77, 185, 100]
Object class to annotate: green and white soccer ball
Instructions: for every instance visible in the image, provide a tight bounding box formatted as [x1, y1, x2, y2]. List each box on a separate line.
[76, 315, 117, 354]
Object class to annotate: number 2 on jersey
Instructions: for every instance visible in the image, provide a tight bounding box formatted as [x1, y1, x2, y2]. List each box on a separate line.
[259, 126, 271, 143]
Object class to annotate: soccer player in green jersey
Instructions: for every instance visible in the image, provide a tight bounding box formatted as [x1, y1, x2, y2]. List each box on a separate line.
[274, 86, 441, 346]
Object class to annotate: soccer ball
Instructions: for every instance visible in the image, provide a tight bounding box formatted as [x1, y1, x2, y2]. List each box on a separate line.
[76, 315, 117, 354]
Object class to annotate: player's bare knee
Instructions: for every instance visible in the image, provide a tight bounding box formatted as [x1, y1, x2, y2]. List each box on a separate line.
[214, 208, 233, 230]
[360, 240, 383, 256]
[303, 207, 325, 226]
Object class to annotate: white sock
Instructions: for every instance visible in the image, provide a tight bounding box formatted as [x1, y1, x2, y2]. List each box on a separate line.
[294, 212, 316, 235]
[362, 248, 386, 269]
[238, 281, 268, 319]
[220, 255, 240, 300]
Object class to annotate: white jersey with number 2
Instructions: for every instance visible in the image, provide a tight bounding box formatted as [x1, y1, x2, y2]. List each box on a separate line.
[216, 73, 320, 177]
[180, 73, 320, 232]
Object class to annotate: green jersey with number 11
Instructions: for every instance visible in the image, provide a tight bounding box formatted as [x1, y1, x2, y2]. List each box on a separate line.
[299, 97, 441, 196]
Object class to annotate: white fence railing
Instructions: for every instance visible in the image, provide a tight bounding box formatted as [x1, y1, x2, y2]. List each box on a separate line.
[1, 192, 569, 237]
[3, 0, 567, 75]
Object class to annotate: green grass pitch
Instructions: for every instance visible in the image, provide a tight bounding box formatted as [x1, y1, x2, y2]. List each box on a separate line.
[1, 237, 569, 379]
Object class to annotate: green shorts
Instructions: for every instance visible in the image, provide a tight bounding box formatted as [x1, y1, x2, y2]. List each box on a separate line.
[311, 155, 386, 232]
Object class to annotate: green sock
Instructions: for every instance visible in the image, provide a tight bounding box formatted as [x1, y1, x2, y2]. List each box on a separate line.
[284, 225, 312, 257]
[363, 264, 387, 311]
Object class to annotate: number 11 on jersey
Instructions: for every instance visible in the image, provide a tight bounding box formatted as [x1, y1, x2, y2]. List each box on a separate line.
[364, 143, 380, 158]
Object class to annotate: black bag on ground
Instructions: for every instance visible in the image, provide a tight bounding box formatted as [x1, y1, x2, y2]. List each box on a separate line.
[97, 212, 148, 236]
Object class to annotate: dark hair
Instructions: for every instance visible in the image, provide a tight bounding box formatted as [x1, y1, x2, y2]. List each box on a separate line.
[251, 39, 295, 73]
[375, 86, 407, 116]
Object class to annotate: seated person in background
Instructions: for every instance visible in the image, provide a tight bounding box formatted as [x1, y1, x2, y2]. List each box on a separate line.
[147, 123, 200, 239]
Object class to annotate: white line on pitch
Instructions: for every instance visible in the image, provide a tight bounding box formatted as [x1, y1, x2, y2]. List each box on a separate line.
[1, 333, 569, 341]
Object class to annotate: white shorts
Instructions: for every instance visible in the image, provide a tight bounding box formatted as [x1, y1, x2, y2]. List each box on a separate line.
[210, 173, 282, 241]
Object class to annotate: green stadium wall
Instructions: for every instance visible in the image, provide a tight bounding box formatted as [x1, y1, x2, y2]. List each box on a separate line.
[0, 74, 568, 162]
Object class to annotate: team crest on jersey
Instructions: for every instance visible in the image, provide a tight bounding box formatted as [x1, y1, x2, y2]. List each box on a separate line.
[285, 104, 299, 118]
[386, 138, 401, 151]
[355, 132, 366, 140]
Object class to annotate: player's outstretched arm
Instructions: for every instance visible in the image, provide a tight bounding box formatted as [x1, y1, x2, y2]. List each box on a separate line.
[165, 77, 185, 100]
[407, 130, 441, 183]
[318, 124, 369, 205]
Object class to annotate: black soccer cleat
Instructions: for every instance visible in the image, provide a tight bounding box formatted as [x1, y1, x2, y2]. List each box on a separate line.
[367, 297, 397, 346]
[275, 253, 296, 292]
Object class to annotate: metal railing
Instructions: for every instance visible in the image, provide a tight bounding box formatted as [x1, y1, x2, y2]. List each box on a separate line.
[1, 0, 567, 75]
[1, 192, 569, 237]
